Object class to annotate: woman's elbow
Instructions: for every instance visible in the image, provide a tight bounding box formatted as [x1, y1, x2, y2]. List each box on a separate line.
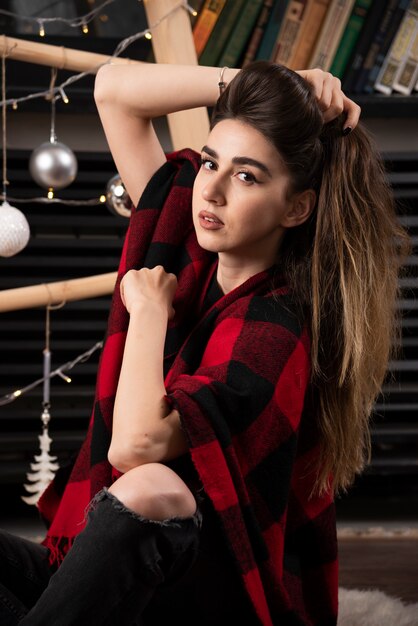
[107, 439, 149, 474]
[94, 64, 116, 107]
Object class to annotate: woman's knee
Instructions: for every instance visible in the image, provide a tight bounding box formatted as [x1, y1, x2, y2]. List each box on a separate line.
[108, 463, 197, 522]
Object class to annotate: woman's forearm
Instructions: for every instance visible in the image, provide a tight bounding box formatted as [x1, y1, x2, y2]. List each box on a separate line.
[94, 62, 240, 119]
[109, 302, 171, 468]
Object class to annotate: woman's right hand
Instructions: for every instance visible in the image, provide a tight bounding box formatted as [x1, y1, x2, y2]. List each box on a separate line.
[120, 266, 177, 320]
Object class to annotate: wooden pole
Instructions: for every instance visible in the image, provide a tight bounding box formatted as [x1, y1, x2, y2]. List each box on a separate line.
[142, 0, 210, 151]
[0, 35, 140, 73]
[0, 272, 117, 313]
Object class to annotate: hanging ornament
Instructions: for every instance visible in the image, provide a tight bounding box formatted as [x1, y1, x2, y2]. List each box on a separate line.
[0, 201, 30, 257]
[0, 51, 30, 256]
[105, 173, 132, 218]
[22, 306, 60, 506]
[29, 73, 78, 193]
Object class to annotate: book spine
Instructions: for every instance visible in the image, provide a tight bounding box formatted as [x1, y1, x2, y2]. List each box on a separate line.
[193, 0, 227, 56]
[329, 0, 374, 79]
[374, 0, 418, 94]
[309, 0, 357, 70]
[256, 0, 291, 60]
[218, 0, 265, 67]
[352, 0, 398, 93]
[392, 19, 418, 92]
[199, 0, 246, 66]
[242, 0, 275, 66]
[363, 0, 410, 93]
[273, 0, 311, 65]
[288, 0, 332, 70]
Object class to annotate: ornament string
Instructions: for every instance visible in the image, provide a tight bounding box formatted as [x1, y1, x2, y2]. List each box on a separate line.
[2, 51, 9, 202]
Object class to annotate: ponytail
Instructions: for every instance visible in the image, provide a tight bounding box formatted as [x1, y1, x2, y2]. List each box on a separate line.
[310, 119, 411, 493]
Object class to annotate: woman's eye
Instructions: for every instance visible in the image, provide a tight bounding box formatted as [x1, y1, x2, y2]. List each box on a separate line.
[237, 171, 257, 184]
[201, 158, 215, 171]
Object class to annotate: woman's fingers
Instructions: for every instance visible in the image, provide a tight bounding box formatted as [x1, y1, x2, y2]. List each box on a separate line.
[296, 68, 361, 131]
[341, 94, 361, 132]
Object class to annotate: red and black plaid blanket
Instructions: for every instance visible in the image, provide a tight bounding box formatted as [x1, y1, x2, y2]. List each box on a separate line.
[38, 149, 338, 625]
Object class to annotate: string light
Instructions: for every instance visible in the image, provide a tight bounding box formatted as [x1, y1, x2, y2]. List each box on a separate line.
[144, 31, 152, 40]
[0, 341, 104, 407]
[47, 188, 54, 199]
[12, 101, 18, 110]
[0, 1, 198, 109]
[0, 194, 110, 206]
[0, 0, 115, 37]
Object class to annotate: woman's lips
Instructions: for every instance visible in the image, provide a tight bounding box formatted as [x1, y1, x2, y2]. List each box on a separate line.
[198, 210, 224, 230]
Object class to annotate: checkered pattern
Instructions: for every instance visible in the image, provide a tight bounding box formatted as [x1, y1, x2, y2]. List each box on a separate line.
[38, 150, 338, 625]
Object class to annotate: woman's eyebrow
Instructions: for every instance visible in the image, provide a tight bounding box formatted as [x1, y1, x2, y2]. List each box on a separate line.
[201, 145, 272, 178]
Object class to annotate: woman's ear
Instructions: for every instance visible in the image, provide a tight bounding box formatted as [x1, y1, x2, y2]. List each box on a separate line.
[283, 189, 316, 228]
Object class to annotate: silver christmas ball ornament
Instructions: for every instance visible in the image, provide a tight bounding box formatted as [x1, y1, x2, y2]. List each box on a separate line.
[0, 201, 31, 257]
[29, 141, 78, 190]
[106, 174, 132, 218]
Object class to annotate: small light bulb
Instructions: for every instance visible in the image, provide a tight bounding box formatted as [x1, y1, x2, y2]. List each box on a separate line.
[12, 101, 18, 110]
[145, 31, 152, 40]
[192, 10, 198, 16]
[65, 376, 72, 383]
[39, 21, 45, 37]
[59, 88, 69, 104]
[82, 21, 89, 34]
[47, 188, 54, 199]
[13, 390, 22, 397]
[99, 194, 106, 203]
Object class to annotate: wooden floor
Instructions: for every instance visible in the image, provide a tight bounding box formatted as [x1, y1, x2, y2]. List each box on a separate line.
[339, 537, 418, 604]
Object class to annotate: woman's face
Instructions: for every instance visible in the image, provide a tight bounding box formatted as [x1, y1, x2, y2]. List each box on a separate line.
[192, 119, 294, 270]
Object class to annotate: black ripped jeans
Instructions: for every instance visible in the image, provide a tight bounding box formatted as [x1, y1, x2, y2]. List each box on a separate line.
[0, 489, 255, 625]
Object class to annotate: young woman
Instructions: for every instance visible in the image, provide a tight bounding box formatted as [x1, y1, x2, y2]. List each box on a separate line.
[1, 62, 410, 626]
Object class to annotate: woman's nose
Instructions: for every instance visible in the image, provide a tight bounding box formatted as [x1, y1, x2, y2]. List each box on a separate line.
[201, 176, 226, 205]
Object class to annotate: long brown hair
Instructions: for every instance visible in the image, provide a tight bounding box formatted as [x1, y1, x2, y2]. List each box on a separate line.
[212, 62, 411, 494]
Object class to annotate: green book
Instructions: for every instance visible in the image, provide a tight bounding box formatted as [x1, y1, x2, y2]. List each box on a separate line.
[330, 0, 374, 78]
[218, 0, 265, 67]
[200, 0, 247, 66]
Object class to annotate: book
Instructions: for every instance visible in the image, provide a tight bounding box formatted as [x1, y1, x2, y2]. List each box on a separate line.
[308, 0, 356, 70]
[218, 0, 265, 67]
[273, 0, 311, 66]
[199, 0, 247, 66]
[350, 0, 398, 93]
[362, 0, 410, 93]
[256, 0, 290, 60]
[329, 0, 374, 79]
[374, 0, 418, 94]
[287, 0, 333, 70]
[392, 16, 418, 92]
[193, 0, 227, 56]
[242, 0, 275, 66]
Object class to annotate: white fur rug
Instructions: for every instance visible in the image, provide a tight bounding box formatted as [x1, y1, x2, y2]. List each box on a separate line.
[339, 588, 418, 626]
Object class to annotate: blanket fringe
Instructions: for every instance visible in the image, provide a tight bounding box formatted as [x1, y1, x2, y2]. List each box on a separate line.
[42, 534, 75, 568]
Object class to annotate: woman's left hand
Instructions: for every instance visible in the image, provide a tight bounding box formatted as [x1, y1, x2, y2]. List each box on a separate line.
[296, 68, 361, 132]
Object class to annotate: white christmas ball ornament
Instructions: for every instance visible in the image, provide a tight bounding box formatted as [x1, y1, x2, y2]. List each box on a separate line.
[0, 201, 31, 257]
[29, 141, 78, 190]
[106, 174, 132, 218]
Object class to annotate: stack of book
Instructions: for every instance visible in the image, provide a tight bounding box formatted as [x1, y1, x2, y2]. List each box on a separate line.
[192, 0, 418, 95]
